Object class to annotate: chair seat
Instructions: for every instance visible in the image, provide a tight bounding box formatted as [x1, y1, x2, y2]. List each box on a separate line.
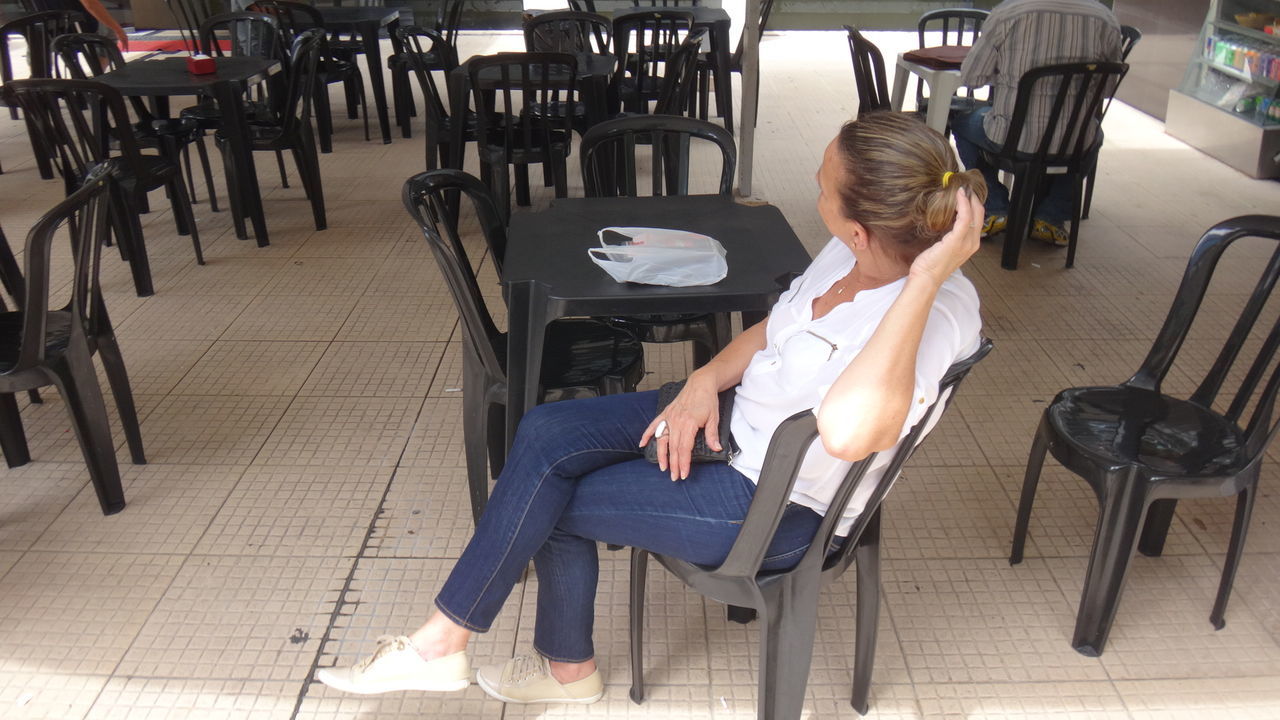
[0, 312, 70, 373]
[1048, 385, 1248, 478]
[497, 319, 644, 391]
[388, 49, 450, 71]
[181, 99, 276, 129]
[136, 116, 201, 143]
[607, 313, 712, 344]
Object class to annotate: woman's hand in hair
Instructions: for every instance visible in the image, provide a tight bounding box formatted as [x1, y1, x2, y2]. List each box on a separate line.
[639, 370, 722, 482]
[908, 187, 984, 286]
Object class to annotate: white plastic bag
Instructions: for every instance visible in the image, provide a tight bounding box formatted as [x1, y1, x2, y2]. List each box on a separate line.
[587, 227, 728, 287]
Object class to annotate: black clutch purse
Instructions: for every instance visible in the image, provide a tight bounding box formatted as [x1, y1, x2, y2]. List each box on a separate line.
[644, 380, 739, 464]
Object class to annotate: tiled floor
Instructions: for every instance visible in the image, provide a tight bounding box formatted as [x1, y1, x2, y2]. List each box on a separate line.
[2, 28, 1280, 720]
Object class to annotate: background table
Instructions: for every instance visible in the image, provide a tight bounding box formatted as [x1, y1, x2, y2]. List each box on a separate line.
[890, 54, 963, 134]
[95, 56, 283, 256]
[502, 194, 811, 446]
[314, 6, 402, 145]
[612, 5, 733, 133]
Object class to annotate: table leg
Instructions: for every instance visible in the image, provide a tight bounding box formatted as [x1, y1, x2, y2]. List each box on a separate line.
[211, 81, 270, 246]
[890, 56, 910, 112]
[709, 20, 733, 134]
[924, 72, 961, 134]
[363, 19, 394, 144]
[505, 280, 549, 453]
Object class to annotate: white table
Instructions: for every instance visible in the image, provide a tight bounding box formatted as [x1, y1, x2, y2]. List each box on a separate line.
[889, 54, 963, 134]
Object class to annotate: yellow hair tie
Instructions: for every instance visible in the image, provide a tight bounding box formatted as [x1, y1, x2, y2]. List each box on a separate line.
[941, 171, 955, 188]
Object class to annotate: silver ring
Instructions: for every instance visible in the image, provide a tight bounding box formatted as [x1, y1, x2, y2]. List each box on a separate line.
[654, 420, 668, 438]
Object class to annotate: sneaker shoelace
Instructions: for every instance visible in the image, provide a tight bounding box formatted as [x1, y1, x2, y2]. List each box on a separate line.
[355, 635, 408, 674]
[504, 653, 549, 687]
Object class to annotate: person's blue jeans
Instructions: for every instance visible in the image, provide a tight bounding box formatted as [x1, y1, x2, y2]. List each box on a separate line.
[951, 106, 1074, 226]
[434, 391, 827, 663]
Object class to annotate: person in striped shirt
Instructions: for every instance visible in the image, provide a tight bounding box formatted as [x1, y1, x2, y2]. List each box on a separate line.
[953, 0, 1122, 246]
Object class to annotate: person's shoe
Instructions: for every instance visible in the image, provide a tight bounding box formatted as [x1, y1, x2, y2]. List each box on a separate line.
[981, 214, 1007, 238]
[476, 653, 604, 704]
[1031, 219, 1070, 247]
[316, 636, 470, 695]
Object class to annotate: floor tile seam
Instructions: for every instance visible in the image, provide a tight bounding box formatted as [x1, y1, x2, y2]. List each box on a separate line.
[287, 399, 429, 720]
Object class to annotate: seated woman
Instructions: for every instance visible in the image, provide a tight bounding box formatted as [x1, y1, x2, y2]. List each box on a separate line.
[319, 112, 988, 704]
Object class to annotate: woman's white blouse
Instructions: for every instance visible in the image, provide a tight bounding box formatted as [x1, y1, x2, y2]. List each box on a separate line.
[728, 236, 982, 536]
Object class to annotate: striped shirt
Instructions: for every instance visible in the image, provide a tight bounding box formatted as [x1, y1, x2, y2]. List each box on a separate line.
[960, 0, 1122, 152]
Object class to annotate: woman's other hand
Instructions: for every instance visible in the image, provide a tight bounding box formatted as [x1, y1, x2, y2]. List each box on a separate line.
[908, 187, 984, 286]
[639, 371, 722, 481]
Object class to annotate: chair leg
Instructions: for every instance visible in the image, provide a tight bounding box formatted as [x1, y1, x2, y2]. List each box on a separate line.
[0, 392, 31, 468]
[96, 331, 146, 465]
[167, 178, 204, 266]
[180, 144, 199, 206]
[1001, 170, 1039, 271]
[851, 508, 882, 716]
[553, 154, 569, 199]
[296, 130, 327, 231]
[514, 164, 531, 207]
[1072, 471, 1148, 657]
[1211, 484, 1257, 630]
[393, 64, 413, 139]
[1081, 167, 1096, 220]
[194, 136, 219, 213]
[52, 349, 126, 515]
[315, 85, 334, 154]
[1066, 171, 1085, 269]
[461, 348, 492, 526]
[1011, 413, 1051, 564]
[628, 547, 649, 704]
[358, 73, 370, 142]
[218, 141, 248, 241]
[757, 575, 820, 720]
[1137, 499, 1178, 557]
[276, 150, 290, 188]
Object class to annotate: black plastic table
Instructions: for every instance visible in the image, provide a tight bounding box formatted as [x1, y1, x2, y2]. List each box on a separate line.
[502, 194, 811, 447]
[445, 51, 616, 172]
[96, 56, 282, 250]
[316, 6, 402, 145]
[612, 5, 733, 133]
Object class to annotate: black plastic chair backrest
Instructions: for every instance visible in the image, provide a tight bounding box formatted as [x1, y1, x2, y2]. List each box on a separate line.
[395, 25, 451, 129]
[730, 0, 775, 70]
[164, 0, 216, 50]
[632, 0, 701, 6]
[247, 0, 319, 42]
[467, 52, 578, 163]
[653, 26, 706, 116]
[1126, 216, 1280, 458]
[580, 114, 735, 197]
[1120, 24, 1142, 61]
[1, 10, 86, 83]
[199, 11, 285, 60]
[713, 338, 994, 580]
[613, 10, 694, 105]
[402, 169, 510, 381]
[275, 28, 323, 137]
[916, 7, 988, 48]
[434, 0, 465, 46]
[524, 10, 611, 56]
[3, 161, 112, 377]
[567, 0, 597, 12]
[995, 61, 1128, 161]
[843, 25, 890, 117]
[50, 33, 153, 121]
[3, 77, 150, 189]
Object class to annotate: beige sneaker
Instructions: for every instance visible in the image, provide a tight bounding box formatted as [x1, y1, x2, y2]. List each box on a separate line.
[316, 636, 470, 695]
[476, 653, 604, 704]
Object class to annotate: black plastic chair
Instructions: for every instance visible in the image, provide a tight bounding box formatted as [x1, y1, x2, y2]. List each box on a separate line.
[1081, 25, 1141, 221]
[632, 0, 701, 6]
[979, 61, 1128, 270]
[843, 26, 890, 117]
[915, 8, 988, 119]
[630, 339, 993, 719]
[468, 51, 579, 220]
[613, 9, 694, 115]
[524, 10, 612, 56]
[580, 114, 734, 368]
[1, 10, 88, 179]
[248, 0, 368, 152]
[389, 0, 462, 139]
[5, 77, 204, 296]
[395, 25, 472, 171]
[693, 0, 774, 125]
[402, 168, 646, 524]
[0, 162, 144, 515]
[52, 32, 217, 213]
[1012, 216, 1280, 657]
[216, 28, 327, 233]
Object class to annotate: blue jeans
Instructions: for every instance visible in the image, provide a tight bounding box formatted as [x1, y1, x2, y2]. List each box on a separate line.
[434, 391, 826, 662]
[951, 106, 1074, 226]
